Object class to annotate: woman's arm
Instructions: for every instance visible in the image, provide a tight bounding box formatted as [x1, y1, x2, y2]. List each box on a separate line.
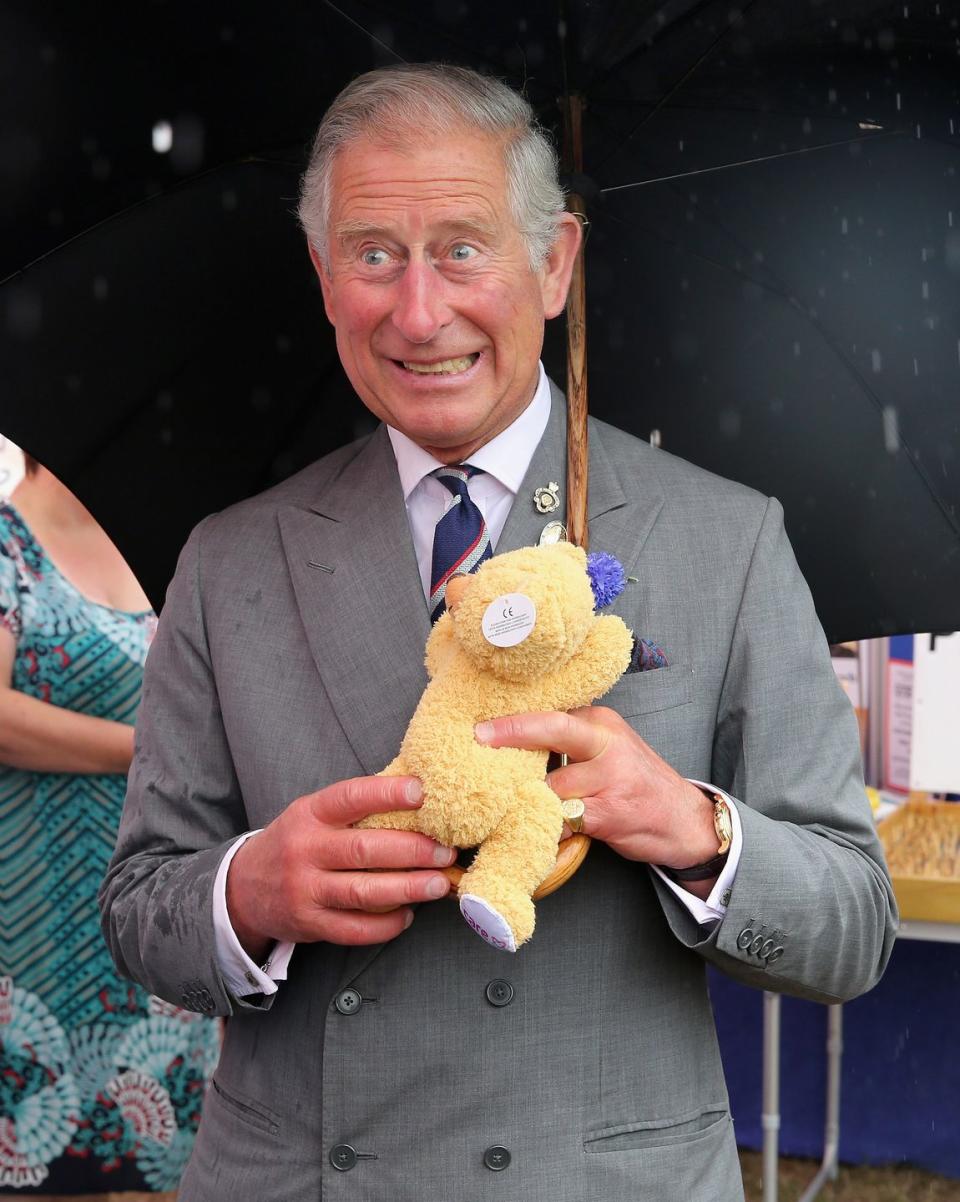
[0, 627, 135, 774]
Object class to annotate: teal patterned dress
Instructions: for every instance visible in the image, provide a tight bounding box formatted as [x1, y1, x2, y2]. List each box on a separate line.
[0, 503, 220, 1193]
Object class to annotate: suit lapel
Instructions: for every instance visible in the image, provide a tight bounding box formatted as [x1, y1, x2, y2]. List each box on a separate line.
[587, 418, 664, 584]
[277, 426, 430, 778]
[499, 381, 664, 577]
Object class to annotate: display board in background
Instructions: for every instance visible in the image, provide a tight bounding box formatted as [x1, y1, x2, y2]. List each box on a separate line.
[911, 632, 960, 795]
[884, 635, 915, 794]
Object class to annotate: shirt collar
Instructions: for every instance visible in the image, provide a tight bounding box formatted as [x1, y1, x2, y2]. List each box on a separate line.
[387, 362, 551, 501]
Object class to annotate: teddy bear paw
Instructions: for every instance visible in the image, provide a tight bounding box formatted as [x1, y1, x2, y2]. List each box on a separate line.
[459, 894, 519, 953]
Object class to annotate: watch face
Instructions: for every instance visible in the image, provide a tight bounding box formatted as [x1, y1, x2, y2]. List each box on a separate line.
[714, 799, 733, 848]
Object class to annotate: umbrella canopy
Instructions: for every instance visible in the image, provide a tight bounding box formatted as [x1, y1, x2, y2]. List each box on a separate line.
[2, 0, 958, 638]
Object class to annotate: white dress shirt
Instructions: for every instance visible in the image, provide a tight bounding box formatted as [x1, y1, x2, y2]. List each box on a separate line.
[212, 363, 742, 997]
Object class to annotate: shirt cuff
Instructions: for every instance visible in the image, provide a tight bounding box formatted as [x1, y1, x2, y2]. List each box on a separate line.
[648, 782, 743, 926]
[213, 831, 296, 998]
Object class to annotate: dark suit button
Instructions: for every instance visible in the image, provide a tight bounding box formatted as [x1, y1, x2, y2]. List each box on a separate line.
[759, 939, 775, 958]
[330, 1144, 358, 1171]
[334, 988, 362, 1015]
[767, 946, 785, 964]
[483, 1145, 511, 1171]
[485, 979, 514, 1007]
[749, 935, 765, 956]
[736, 928, 754, 950]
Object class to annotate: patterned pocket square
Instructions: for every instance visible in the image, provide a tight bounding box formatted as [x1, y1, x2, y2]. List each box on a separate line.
[626, 637, 669, 673]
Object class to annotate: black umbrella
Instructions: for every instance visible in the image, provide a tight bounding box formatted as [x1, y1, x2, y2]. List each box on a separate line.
[1, 0, 958, 638]
[2, 157, 371, 606]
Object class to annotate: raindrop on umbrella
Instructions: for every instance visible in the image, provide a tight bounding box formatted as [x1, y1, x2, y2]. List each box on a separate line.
[152, 121, 173, 154]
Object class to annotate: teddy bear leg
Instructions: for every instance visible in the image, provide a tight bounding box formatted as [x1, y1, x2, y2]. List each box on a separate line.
[458, 781, 562, 952]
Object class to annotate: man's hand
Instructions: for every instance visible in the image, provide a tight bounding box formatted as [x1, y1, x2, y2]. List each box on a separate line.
[475, 707, 718, 880]
[226, 775, 456, 961]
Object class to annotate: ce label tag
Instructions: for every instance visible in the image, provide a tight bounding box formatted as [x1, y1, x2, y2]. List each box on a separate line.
[482, 593, 537, 647]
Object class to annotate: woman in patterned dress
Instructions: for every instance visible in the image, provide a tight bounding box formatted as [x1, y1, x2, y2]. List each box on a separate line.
[0, 456, 220, 1199]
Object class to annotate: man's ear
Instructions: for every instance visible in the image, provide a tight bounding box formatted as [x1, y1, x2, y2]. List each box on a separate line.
[308, 241, 336, 327]
[538, 212, 583, 320]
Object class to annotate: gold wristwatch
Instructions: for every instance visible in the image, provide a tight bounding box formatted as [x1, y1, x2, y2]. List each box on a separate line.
[710, 791, 733, 856]
[663, 789, 732, 882]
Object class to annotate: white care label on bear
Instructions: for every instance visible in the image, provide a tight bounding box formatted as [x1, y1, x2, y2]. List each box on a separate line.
[482, 593, 537, 647]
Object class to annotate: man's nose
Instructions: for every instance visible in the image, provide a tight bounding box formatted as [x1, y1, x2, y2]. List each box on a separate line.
[390, 258, 452, 344]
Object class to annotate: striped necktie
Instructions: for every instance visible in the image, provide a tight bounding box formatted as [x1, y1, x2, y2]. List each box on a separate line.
[428, 465, 492, 620]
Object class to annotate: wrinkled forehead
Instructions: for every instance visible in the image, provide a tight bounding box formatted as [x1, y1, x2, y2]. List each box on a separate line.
[330, 121, 509, 190]
[327, 125, 516, 236]
[339, 108, 509, 160]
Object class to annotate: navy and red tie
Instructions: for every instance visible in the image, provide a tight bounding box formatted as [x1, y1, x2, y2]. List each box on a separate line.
[428, 465, 492, 620]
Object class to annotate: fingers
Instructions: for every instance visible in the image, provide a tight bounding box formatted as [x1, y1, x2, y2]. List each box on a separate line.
[546, 758, 602, 803]
[315, 868, 451, 912]
[307, 774, 423, 826]
[320, 827, 457, 872]
[559, 815, 594, 840]
[320, 908, 417, 946]
[475, 710, 611, 761]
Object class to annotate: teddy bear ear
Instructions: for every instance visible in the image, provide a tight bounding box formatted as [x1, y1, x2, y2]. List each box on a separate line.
[586, 551, 627, 609]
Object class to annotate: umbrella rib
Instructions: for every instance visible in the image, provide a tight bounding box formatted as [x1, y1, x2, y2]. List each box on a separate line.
[591, 0, 764, 173]
[0, 157, 302, 286]
[599, 130, 900, 193]
[319, 0, 408, 63]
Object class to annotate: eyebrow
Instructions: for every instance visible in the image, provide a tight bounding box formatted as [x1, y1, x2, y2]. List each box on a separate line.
[334, 217, 500, 247]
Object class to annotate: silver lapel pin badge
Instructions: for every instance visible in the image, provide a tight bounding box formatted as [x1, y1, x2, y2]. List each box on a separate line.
[533, 481, 561, 514]
[538, 520, 566, 545]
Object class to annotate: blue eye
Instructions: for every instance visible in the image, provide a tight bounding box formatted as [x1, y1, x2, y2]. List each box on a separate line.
[361, 248, 389, 267]
[450, 244, 477, 261]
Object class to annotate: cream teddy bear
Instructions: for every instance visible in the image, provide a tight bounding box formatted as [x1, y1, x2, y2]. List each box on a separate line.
[357, 542, 633, 950]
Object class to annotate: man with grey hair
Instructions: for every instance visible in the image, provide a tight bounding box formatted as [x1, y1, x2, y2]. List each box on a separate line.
[101, 63, 896, 1202]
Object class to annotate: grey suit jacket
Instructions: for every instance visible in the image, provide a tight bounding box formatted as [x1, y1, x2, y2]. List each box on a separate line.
[100, 386, 897, 1201]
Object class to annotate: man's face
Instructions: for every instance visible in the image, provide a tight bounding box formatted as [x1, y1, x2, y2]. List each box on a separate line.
[312, 127, 580, 463]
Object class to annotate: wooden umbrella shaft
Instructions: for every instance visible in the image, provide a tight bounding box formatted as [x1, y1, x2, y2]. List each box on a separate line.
[565, 195, 589, 551]
[565, 94, 589, 552]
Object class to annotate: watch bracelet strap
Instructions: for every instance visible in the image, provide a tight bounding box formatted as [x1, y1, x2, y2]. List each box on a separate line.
[660, 850, 729, 882]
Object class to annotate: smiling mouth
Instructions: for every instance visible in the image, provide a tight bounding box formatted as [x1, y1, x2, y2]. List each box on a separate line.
[397, 354, 479, 375]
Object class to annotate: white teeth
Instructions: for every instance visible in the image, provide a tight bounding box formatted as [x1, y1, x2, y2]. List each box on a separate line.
[402, 355, 476, 374]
